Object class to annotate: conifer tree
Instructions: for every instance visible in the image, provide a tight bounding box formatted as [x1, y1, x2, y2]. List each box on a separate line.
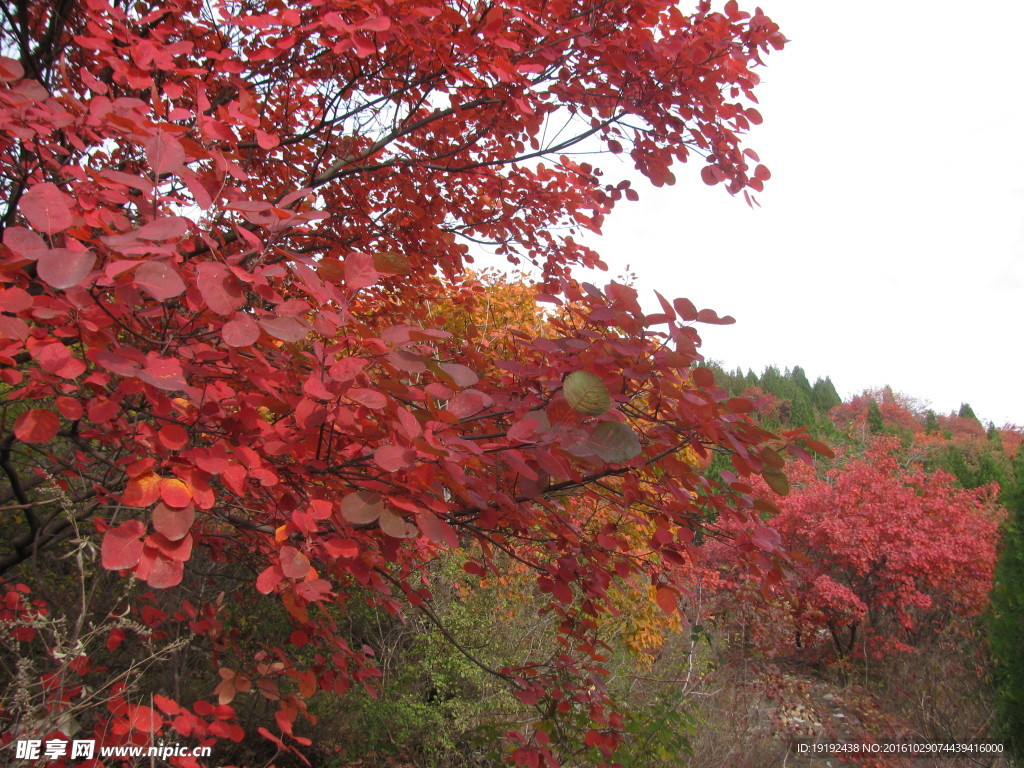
[812, 377, 842, 412]
[959, 402, 979, 421]
[991, 447, 1024, 757]
[867, 398, 885, 434]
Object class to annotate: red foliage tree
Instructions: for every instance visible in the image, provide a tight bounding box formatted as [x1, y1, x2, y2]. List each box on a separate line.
[763, 440, 1002, 657]
[0, 1, 801, 763]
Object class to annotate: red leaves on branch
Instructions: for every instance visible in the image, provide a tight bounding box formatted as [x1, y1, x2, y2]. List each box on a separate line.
[0, 0, 792, 762]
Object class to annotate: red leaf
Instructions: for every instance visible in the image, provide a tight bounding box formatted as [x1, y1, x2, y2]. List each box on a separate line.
[696, 308, 735, 325]
[222, 315, 260, 346]
[256, 564, 284, 594]
[0, 286, 32, 312]
[255, 129, 279, 149]
[439, 363, 479, 388]
[323, 537, 360, 558]
[374, 444, 413, 472]
[123, 472, 162, 507]
[360, 15, 391, 31]
[157, 423, 189, 451]
[106, 627, 126, 651]
[146, 133, 185, 175]
[160, 477, 193, 507]
[136, 217, 190, 241]
[135, 260, 186, 300]
[279, 545, 311, 579]
[197, 262, 244, 315]
[378, 509, 418, 539]
[339, 491, 383, 524]
[3, 226, 46, 257]
[672, 297, 699, 321]
[13, 409, 60, 443]
[127, 703, 164, 733]
[344, 251, 380, 290]
[258, 315, 308, 342]
[655, 585, 677, 614]
[692, 367, 716, 388]
[21, 183, 73, 233]
[418, 512, 458, 547]
[148, 530, 193, 560]
[101, 521, 146, 570]
[727, 397, 754, 413]
[37, 248, 96, 290]
[0, 56, 24, 81]
[153, 695, 181, 716]
[551, 579, 573, 605]
[348, 388, 387, 409]
[152, 501, 195, 541]
[138, 355, 187, 391]
[142, 553, 184, 588]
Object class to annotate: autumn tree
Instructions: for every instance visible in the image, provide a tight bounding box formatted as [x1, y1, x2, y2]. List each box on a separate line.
[0, 0, 803, 764]
[754, 440, 1003, 657]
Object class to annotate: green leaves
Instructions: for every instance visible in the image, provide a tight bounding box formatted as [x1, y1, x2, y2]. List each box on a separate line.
[761, 466, 790, 496]
[564, 371, 611, 416]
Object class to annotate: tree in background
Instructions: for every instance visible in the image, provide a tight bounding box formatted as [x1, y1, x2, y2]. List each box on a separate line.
[990, 447, 1024, 756]
[867, 398, 885, 434]
[960, 403, 980, 422]
[711, 439, 1004, 658]
[0, 0, 800, 764]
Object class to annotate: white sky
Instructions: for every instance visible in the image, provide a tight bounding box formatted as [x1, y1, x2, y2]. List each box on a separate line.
[579, 0, 1024, 427]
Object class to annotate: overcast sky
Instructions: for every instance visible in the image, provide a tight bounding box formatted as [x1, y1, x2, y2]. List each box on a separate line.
[580, 0, 1024, 427]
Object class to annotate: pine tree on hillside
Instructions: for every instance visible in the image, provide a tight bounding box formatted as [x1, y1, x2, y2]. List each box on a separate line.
[812, 377, 842, 411]
[991, 447, 1024, 757]
[791, 365, 813, 395]
[867, 398, 885, 434]
[989, 423, 1004, 446]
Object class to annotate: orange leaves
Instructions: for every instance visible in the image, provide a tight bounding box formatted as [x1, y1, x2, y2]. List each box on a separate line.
[122, 472, 162, 507]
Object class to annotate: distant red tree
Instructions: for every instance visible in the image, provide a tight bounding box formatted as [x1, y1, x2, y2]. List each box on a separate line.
[769, 440, 1003, 656]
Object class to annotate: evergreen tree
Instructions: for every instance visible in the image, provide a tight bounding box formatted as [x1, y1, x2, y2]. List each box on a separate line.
[791, 365, 813, 395]
[867, 398, 885, 434]
[959, 402, 979, 421]
[988, 422, 1003, 446]
[789, 392, 816, 429]
[812, 377, 842, 411]
[924, 409, 939, 434]
[991, 448, 1024, 757]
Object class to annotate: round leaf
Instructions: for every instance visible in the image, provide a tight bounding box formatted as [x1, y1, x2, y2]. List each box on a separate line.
[378, 509, 418, 539]
[135, 260, 186, 300]
[152, 501, 195, 541]
[339, 491, 384, 524]
[563, 371, 611, 416]
[101, 521, 146, 571]
[13, 409, 60, 443]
